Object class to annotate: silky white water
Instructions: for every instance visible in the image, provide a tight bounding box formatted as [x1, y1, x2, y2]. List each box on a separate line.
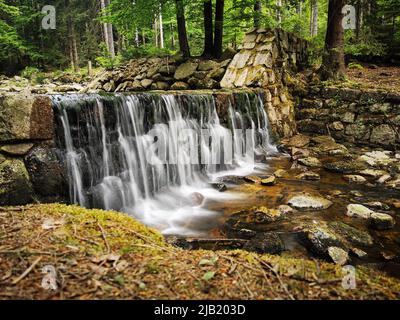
[53, 92, 277, 236]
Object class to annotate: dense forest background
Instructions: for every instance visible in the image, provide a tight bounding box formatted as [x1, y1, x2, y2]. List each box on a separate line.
[0, 0, 399, 76]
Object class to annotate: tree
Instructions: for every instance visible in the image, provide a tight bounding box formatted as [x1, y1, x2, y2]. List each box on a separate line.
[320, 0, 346, 80]
[202, 0, 214, 57]
[100, 0, 116, 59]
[310, 0, 318, 36]
[213, 0, 224, 58]
[175, 0, 191, 57]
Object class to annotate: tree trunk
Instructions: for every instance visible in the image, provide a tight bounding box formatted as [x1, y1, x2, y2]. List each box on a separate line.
[310, 0, 318, 36]
[159, 6, 164, 49]
[202, 0, 214, 57]
[254, 0, 262, 28]
[170, 23, 176, 49]
[355, 0, 363, 40]
[175, 0, 191, 57]
[101, 0, 116, 59]
[213, 0, 224, 59]
[100, 0, 109, 51]
[320, 0, 346, 81]
[276, 0, 282, 26]
[154, 16, 159, 47]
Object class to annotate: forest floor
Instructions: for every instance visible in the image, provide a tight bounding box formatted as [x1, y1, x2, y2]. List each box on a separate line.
[346, 65, 400, 92]
[0, 204, 399, 300]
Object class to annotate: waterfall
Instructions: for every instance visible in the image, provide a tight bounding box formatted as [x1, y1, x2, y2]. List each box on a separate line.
[52, 92, 277, 236]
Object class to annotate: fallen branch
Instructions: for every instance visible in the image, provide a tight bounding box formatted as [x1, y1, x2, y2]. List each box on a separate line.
[12, 256, 42, 285]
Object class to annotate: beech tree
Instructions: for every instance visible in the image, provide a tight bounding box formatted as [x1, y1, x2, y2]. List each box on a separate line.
[175, 0, 191, 57]
[202, 0, 214, 57]
[320, 0, 346, 80]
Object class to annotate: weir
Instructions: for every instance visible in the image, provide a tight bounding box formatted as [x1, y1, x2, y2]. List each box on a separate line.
[52, 92, 278, 235]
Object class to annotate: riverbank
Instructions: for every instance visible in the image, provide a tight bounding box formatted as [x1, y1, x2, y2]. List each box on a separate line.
[0, 203, 399, 300]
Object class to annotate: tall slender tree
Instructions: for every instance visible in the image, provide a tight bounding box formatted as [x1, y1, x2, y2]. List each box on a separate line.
[320, 0, 346, 80]
[310, 0, 318, 36]
[213, 0, 224, 58]
[175, 0, 191, 57]
[202, 0, 214, 57]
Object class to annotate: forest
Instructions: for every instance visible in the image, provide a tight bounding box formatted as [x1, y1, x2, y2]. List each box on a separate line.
[1, 0, 399, 75]
[1, 0, 400, 304]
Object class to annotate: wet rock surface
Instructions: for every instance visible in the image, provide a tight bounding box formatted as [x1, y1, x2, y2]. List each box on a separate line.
[197, 133, 400, 279]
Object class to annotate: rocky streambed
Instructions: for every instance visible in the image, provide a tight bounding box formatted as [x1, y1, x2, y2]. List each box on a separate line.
[170, 134, 400, 279]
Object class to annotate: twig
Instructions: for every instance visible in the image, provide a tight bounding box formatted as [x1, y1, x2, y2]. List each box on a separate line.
[236, 270, 254, 299]
[255, 257, 296, 300]
[97, 222, 111, 254]
[12, 256, 42, 285]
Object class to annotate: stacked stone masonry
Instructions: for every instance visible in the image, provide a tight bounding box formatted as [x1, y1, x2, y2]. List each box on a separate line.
[296, 87, 400, 149]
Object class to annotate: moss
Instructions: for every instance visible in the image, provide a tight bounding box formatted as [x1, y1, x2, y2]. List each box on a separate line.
[1, 203, 400, 300]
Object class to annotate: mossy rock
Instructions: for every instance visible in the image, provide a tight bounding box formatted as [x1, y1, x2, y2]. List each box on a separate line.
[0, 158, 33, 205]
[329, 221, 373, 247]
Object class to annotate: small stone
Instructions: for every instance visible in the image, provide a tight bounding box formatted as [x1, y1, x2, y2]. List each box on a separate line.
[287, 134, 310, 148]
[350, 248, 367, 259]
[261, 176, 276, 186]
[170, 81, 189, 90]
[328, 247, 349, 266]
[244, 175, 261, 183]
[381, 252, 397, 261]
[363, 202, 390, 211]
[0, 143, 34, 156]
[274, 169, 289, 178]
[210, 183, 227, 192]
[297, 172, 320, 181]
[343, 175, 367, 184]
[298, 157, 321, 168]
[370, 212, 395, 230]
[350, 190, 363, 197]
[359, 169, 388, 179]
[140, 79, 153, 88]
[346, 204, 374, 219]
[377, 174, 392, 184]
[288, 194, 333, 211]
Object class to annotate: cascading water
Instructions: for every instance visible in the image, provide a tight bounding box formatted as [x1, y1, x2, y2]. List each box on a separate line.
[52, 92, 277, 236]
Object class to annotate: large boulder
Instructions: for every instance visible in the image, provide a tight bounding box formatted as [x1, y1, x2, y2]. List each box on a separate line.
[24, 147, 67, 199]
[174, 62, 198, 80]
[0, 93, 54, 141]
[0, 158, 33, 205]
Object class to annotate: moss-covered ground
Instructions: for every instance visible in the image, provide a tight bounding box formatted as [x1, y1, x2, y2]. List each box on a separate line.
[0, 204, 399, 300]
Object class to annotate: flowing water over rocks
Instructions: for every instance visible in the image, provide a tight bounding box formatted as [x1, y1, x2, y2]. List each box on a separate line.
[53, 91, 277, 236]
[52, 92, 400, 279]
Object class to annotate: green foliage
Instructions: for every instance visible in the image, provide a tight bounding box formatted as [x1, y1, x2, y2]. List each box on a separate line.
[20, 66, 40, 79]
[348, 62, 364, 70]
[345, 40, 388, 57]
[121, 46, 174, 60]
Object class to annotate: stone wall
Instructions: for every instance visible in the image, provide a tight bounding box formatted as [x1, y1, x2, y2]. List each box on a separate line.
[219, 28, 308, 139]
[296, 87, 400, 149]
[221, 28, 308, 89]
[87, 56, 234, 92]
[0, 93, 67, 205]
